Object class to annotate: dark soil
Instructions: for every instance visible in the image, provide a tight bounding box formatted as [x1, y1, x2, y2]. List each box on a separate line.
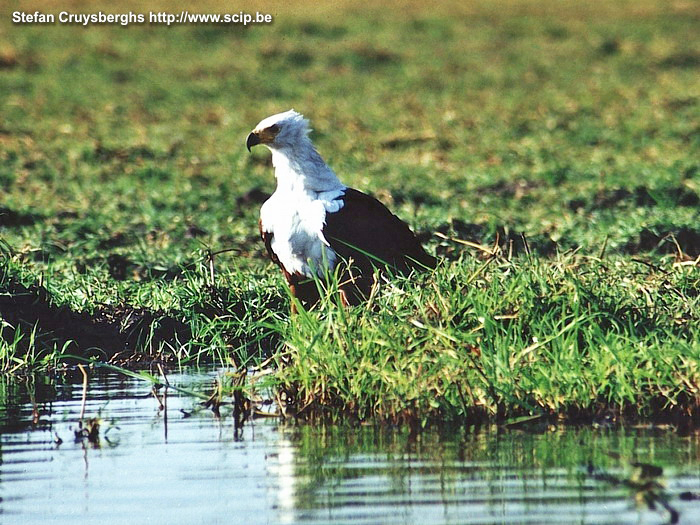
[568, 185, 700, 212]
[435, 218, 558, 259]
[625, 226, 700, 257]
[0, 207, 44, 227]
[0, 270, 190, 366]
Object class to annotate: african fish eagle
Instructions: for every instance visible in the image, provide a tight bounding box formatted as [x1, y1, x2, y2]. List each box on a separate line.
[246, 110, 436, 307]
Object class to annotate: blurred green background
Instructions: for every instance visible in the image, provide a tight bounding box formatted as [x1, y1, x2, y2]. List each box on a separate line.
[1, 0, 698, 307]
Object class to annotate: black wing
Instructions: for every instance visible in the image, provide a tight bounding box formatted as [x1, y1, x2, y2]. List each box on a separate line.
[322, 188, 436, 277]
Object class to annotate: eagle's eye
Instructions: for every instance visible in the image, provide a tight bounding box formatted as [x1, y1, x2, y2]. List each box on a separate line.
[268, 124, 280, 134]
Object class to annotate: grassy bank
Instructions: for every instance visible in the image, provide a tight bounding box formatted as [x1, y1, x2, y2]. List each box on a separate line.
[274, 253, 699, 424]
[1, 0, 699, 422]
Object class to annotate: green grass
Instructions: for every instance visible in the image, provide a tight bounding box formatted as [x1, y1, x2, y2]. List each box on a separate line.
[273, 253, 699, 423]
[1, 0, 699, 422]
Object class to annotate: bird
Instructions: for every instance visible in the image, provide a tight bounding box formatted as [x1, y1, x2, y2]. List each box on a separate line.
[246, 109, 436, 308]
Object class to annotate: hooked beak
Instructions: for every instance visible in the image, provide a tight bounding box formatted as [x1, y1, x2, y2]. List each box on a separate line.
[246, 132, 260, 152]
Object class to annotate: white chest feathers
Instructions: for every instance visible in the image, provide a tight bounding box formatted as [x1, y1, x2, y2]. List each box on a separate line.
[260, 188, 346, 278]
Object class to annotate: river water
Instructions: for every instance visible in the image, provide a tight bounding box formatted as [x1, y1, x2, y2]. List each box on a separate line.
[1, 368, 699, 524]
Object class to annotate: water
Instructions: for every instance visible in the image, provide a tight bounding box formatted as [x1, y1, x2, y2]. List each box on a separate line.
[1, 369, 699, 524]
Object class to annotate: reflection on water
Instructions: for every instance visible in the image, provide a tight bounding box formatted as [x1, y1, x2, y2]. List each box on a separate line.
[1, 370, 699, 525]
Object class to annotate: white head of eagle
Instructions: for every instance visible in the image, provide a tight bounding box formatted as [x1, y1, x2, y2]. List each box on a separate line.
[247, 110, 436, 307]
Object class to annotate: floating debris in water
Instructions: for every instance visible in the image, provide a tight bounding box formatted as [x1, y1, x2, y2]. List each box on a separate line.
[74, 417, 101, 444]
[587, 458, 679, 524]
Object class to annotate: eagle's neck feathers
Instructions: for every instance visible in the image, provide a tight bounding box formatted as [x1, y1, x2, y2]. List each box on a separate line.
[260, 139, 346, 278]
[269, 139, 345, 194]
